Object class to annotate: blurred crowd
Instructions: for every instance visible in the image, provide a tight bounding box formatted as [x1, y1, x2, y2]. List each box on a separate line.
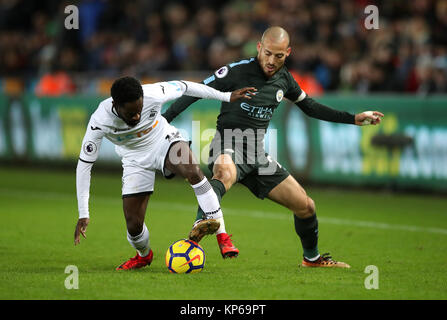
[0, 0, 447, 95]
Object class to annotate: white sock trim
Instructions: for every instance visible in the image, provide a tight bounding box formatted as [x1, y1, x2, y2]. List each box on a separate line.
[127, 224, 150, 257]
[191, 177, 208, 189]
[305, 254, 320, 262]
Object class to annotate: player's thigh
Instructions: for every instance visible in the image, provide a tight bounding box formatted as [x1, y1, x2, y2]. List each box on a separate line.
[211, 153, 238, 190]
[267, 175, 315, 218]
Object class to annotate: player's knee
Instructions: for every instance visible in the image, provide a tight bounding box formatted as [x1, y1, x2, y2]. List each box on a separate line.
[294, 196, 316, 219]
[212, 166, 235, 190]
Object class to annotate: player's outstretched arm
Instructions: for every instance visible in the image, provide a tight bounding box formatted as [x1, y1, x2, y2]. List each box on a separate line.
[180, 80, 255, 103]
[162, 95, 200, 123]
[296, 96, 384, 126]
[162, 82, 255, 123]
[354, 111, 384, 126]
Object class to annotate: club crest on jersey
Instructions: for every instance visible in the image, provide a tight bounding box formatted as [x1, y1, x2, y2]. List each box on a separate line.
[276, 89, 284, 102]
[215, 66, 229, 78]
[148, 109, 157, 120]
[83, 141, 97, 155]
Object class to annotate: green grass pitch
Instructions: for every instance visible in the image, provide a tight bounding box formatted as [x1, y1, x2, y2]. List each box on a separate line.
[0, 167, 446, 300]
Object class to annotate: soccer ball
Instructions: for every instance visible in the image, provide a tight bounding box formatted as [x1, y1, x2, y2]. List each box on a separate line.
[165, 239, 205, 274]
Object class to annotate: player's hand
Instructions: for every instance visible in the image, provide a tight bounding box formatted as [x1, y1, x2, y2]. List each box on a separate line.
[74, 218, 90, 245]
[355, 111, 384, 126]
[230, 87, 257, 102]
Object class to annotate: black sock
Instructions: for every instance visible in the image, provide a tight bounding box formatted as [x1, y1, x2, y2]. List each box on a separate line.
[294, 213, 319, 259]
[195, 179, 226, 220]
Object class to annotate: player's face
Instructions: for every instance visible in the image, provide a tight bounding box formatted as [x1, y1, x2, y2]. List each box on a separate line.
[257, 38, 291, 78]
[115, 97, 143, 127]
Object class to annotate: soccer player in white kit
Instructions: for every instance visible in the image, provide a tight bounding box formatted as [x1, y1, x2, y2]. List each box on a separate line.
[74, 76, 256, 270]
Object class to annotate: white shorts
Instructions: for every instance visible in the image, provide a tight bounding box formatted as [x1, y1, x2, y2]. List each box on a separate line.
[121, 123, 187, 197]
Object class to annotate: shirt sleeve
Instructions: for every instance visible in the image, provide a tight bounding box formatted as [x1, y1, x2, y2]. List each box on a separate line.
[79, 118, 104, 163]
[76, 118, 105, 219]
[153, 80, 231, 106]
[201, 64, 237, 91]
[284, 70, 307, 102]
[296, 97, 355, 124]
[162, 65, 236, 122]
[76, 159, 93, 219]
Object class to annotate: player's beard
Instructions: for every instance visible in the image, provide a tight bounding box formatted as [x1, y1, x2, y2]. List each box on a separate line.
[259, 58, 283, 77]
[261, 62, 280, 78]
[264, 64, 277, 76]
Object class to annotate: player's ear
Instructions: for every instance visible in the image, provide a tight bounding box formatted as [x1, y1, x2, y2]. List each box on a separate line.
[257, 41, 262, 53]
[286, 47, 291, 57]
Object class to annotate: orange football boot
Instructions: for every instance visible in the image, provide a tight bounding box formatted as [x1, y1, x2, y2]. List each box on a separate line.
[301, 253, 350, 268]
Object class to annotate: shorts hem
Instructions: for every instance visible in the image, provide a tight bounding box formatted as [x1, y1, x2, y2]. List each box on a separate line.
[122, 191, 154, 199]
[261, 173, 289, 199]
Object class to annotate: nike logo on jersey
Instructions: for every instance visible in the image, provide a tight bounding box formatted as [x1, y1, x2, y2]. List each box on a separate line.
[160, 85, 165, 94]
[180, 254, 201, 266]
[90, 126, 101, 131]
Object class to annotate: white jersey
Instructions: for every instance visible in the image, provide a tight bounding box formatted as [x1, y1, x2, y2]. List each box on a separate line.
[79, 81, 230, 164]
[76, 80, 232, 218]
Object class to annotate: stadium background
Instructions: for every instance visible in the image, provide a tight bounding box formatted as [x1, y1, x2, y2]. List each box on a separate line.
[1, 0, 447, 301]
[1, 0, 447, 192]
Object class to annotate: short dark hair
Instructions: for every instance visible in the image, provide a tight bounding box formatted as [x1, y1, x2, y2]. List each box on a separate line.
[111, 76, 143, 106]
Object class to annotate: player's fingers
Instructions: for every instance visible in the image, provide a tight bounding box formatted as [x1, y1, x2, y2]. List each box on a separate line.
[373, 111, 384, 117]
[242, 87, 257, 94]
[373, 117, 382, 124]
